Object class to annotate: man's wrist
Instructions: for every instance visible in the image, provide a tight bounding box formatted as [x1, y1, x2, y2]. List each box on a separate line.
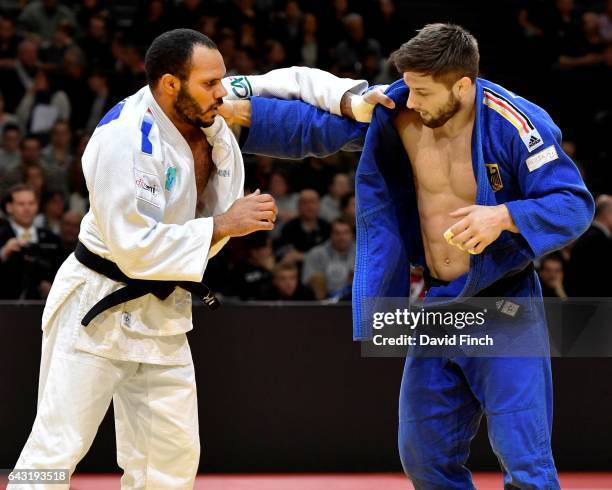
[340, 92, 355, 119]
[212, 214, 231, 242]
[497, 204, 519, 233]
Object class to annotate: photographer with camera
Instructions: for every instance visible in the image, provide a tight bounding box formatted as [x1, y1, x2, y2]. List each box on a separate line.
[0, 183, 62, 299]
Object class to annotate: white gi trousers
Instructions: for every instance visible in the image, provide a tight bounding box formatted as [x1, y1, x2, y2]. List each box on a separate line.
[9, 265, 199, 490]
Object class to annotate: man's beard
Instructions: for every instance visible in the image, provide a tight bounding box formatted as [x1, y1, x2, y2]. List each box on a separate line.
[174, 84, 222, 129]
[419, 92, 461, 128]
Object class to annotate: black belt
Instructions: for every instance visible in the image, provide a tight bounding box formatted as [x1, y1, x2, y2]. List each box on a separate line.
[424, 263, 535, 294]
[75, 241, 219, 326]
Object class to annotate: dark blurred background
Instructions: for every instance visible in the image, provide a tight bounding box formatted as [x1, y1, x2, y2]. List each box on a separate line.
[0, 0, 611, 304]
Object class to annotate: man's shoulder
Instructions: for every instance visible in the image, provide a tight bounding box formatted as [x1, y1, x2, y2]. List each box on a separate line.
[480, 78, 559, 153]
[0, 222, 15, 244]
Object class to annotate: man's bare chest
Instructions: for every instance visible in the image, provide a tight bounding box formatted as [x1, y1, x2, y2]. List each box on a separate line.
[190, 141, 214, 197]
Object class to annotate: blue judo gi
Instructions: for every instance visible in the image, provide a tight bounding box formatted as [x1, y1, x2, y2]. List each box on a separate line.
[241, 78, 594, 489]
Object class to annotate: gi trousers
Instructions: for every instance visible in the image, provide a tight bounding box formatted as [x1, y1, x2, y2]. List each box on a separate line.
[9, 283, 200, 490]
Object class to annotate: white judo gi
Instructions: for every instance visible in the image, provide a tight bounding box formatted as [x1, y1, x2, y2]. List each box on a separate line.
[10, 68, 366, 489]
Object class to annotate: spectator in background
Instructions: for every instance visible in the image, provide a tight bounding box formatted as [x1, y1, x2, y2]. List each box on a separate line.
[0, 184, 62, 299]
[58, 209, 82, 259]
[77, 14, 113, 70]
[0, 16, 22, 68]
[84, 68, 114, 134]
[109, 35, 146, 98]
[74, 0, 109, 32]
[340, 192, 355, 230]
[66, 132, 89, 214]
[333, 13, 381, 75]
[367, 0, 404, 57]
[226, 232, 274, 300]
[41, 20, 76, 70]
[42, 120, 73, 188]
[270, 0, 302, 65]
[172, 0, 208, 31]
[34, 190, 65, 234]
[23, 164, 48, 202]
[599, 0, 612, 42]
[16, 68, 71, 137]
[538, 253, 568, 298]
[320, 172, 351, 222]
[132, 0, 173, 49]
[18, 0, 77, 42]
[276, 189, 330, 265]
[0, 124, 21, 169]
[268, 170, 298, 237]
[60, 46, 91, 130]
[260, 39, 286, 73]
[0, 91, 19, 138]
[216, 28, 237, 72]
[262, 262, 315, 301]
[299, 12, 328, 68]
[0, 40, 40, 113]
[565, 195, 612, 297]
[302, 218, 355, 300]
[1, 136, 46, 197]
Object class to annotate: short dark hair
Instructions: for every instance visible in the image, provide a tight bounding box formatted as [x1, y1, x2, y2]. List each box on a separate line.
[6, 183, 36, 203]
[390, 23, 479, 84]
[3, 123, 20, 136]
[145, 29, 217, 86]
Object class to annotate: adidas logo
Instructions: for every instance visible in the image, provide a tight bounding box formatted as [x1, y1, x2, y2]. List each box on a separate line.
[528, 135, 541, 148]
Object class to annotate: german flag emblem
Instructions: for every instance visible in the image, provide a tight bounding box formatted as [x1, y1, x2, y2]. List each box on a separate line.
[485, 163, 503, 192]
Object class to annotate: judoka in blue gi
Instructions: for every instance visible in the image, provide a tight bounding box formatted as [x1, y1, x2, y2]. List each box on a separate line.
[234, 24, 594, 490]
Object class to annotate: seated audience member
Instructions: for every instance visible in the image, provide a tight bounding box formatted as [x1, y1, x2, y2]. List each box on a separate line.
[0, 91, 19, 139]
[58, 209, 82, 259]
[34, 190, 65, 234]
[17, 0, 77, 42]
[302, 218, 355, 300]
[538, 253, 568, 298]
[16, 68, 71, 137]
[320, 172, 351, 222]
[0, 184, 63, 299]
[340, 192, 356, 231]
[262, 262, 315, 301]
[268, 170, 298, 238]
[225, 231, 274, 300]
[0, 124, 21, 170]
[565, 195, 612, 297]
[276, 189, 330, 265]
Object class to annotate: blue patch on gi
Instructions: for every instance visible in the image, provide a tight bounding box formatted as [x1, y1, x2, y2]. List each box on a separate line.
[165, 166, 177, 191]
[96, 100, 126, 128]
[140, 110, 155, 155]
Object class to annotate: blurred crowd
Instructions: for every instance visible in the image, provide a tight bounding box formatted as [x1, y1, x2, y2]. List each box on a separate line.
[0, 0, 611, 301]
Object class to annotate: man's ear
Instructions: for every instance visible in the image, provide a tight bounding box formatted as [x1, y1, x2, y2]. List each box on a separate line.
[159, 74, 181, 97]
[454, 76, 473, 99]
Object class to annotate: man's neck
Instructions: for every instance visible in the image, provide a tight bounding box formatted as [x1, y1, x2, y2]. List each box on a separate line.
[10, 218, 33, 230]
[434, 86, 476, 139]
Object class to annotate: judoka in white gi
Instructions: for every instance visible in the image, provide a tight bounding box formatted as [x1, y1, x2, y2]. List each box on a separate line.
[9, 28, 372, 490]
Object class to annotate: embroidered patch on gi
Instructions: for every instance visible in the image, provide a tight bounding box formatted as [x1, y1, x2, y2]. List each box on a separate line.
[135, 168, 162, 208]
[485, 163, 504, 192]
[228, 76, 253, 98]
[496, 300, 520, 317]
[140, 108, 155, 155]
[165, 166, 177, 191]
[525, 145, 558, 172]
[217, 168, 230, 177]
[483, 88, 543, 152]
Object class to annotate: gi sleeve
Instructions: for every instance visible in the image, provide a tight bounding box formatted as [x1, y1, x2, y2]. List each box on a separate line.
[241, 97, 367, 159]
[503, 115, 595, 258]
[87, 131, 213, 282]
[222, 66, 368, 116]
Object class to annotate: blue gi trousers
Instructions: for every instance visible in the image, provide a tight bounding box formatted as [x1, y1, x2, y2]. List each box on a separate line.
[399, 273, 560, 489]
